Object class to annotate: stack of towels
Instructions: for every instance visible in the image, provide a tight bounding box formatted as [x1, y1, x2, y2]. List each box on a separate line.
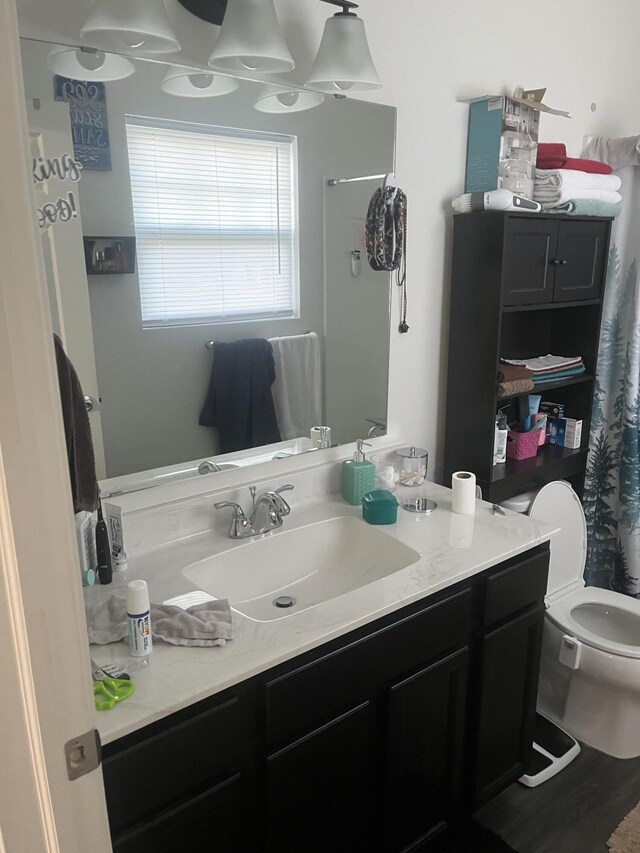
[501, 354, 585, 386]
[497, 362, 534, 398]
[533, 143, 621, 216]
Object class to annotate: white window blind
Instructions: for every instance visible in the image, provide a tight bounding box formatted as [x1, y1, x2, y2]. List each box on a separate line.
[125, 117, 299, 327]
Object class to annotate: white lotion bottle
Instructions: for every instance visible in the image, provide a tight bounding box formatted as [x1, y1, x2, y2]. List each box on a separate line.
[127, 579, 152, 658]
[495, 415, 508, 464]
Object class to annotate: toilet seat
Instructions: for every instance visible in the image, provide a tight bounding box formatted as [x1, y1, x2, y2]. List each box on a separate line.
[528, 481, 640, 658]
[528, 481, 587, 606]
[546, 586, 640, 659]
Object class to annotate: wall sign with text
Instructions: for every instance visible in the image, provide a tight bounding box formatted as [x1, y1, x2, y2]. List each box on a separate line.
[32, 152, 83, 229]
[54, 75, 111, 171]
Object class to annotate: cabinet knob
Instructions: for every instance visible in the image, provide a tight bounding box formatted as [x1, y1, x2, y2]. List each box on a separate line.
[551, 259, 568, 265]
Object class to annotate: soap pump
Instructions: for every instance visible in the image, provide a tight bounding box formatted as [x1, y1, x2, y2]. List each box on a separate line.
[341, 439, 376, 505]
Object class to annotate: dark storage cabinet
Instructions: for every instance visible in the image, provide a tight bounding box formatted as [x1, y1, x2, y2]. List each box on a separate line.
[502, 217, 609, 305]
[444, 211, 612, 503]
[102, 544, 550, 852]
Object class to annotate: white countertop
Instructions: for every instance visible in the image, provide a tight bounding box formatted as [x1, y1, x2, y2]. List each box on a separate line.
[90, 482, 558, 745]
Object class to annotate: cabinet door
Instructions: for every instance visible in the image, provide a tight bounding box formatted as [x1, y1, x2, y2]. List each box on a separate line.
[266, 702, 375, 853]
[502, 218, 558, 306]
[112, 774, 246, 853]
[472, 607, 544, 806]
[385, 647, 469, 853]
[553, 219, 609, 302]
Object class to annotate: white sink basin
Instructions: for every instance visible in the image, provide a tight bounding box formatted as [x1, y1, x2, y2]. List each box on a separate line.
[183, 516, 421, 621]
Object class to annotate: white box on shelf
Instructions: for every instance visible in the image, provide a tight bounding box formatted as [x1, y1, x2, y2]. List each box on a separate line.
[562, 418, 582, 449]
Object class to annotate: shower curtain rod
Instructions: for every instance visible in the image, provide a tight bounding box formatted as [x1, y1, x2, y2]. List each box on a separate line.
[205, 330, 312, 349]
[327, 173, 387, 186]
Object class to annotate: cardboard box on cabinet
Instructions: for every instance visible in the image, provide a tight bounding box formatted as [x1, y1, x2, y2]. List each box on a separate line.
[463, 88, 570, 198]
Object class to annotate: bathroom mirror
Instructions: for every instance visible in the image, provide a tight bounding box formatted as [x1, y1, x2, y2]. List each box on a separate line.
[18, 17, 395, 495]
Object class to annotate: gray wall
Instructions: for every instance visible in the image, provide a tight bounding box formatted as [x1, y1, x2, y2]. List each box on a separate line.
[22, 40, 395, 476]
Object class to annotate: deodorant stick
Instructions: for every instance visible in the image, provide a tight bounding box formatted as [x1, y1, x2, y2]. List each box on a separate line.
[127, 580, 152, 657]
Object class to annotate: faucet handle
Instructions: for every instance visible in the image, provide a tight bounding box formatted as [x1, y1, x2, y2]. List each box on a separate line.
[273, 484, 294, 515]
[213, 501, 248, 538]
[214, 500, 244, 513]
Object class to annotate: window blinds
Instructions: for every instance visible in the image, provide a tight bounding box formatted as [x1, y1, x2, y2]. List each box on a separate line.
[125, 118, 299, 327]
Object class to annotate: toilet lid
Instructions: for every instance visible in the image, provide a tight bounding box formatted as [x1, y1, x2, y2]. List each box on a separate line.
[528, 481, 587, 604]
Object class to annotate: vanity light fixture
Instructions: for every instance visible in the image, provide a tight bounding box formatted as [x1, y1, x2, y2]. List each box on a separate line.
[161, 68, 240, 98]
[208, 0, 295, 74]
[254, 83, 324, 113]
[80, 0, 181, 55]
[47, 47, 135, 82]
[305, 0, 381, 93]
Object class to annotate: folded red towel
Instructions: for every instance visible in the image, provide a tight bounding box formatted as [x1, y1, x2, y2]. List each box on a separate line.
[563, 157, 612, 175]
[538, 143, 567, 159]
[536, 142, 612, 174]
[537, 157, 567, 170]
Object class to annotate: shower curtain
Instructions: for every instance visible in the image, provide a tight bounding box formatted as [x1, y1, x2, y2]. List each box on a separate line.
[582, 136, 640, 596]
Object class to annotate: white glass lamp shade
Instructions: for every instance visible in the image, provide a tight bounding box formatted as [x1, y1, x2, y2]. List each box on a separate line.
[161, 68, 239, 98]
[305, 13, 381, 92]
[47, 48, 135, 82]
[254, 83, 324, 113]
[80, 0, 181, 55]
[208, 0, 294, 74]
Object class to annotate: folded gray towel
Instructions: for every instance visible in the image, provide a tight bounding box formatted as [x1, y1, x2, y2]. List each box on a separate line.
[86, 595, 234, 647]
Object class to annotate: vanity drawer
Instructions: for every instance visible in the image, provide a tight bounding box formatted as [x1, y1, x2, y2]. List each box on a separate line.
[482, 549, 549, 628]
[103, 695, 241, 834]
[264, 588, 472, 749]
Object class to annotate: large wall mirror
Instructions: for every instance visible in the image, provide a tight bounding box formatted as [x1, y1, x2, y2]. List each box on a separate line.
[17, 2, 396, 496]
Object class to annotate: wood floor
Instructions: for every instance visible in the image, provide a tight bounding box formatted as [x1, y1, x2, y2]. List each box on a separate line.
[475, 744, 640, 853]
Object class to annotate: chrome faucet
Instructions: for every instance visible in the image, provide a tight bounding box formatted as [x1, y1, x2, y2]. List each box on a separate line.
[198, 460, 223, 475]
[214, 484, 294, 539]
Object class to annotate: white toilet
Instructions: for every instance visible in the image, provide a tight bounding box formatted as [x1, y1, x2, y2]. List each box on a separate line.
[501, 480, 640, 759]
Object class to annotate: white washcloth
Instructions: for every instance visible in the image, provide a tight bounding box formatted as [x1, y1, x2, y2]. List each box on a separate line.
[86, 595, 234, 647]
[534, 169, 622, 192]
[534, 188, 622, 209]
[269, 331, 322, 441]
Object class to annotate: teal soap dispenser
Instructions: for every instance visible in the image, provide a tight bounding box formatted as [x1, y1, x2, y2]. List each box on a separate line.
[341, 439, 376, 505]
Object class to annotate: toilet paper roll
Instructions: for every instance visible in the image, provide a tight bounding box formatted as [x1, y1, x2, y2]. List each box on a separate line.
[310, 426, 332, 448]
[452, 471, 476, 515]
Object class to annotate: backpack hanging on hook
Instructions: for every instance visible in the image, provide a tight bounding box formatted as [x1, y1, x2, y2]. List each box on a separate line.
[365, 174, 408, 333]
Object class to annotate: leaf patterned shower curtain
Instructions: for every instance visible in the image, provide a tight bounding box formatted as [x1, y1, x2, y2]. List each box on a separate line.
[583, 136, 640, 596]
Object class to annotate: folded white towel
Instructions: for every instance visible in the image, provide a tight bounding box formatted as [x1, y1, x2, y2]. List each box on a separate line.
[534, 169, 622, 192]
[533, 188, 622, 209]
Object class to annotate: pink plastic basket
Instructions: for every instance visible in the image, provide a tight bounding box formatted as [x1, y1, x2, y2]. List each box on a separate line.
[506, 429, 541, 461]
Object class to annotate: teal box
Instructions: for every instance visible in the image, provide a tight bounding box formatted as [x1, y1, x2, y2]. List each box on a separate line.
[464, 96, 539, 196]
[362, 490, 399, 525]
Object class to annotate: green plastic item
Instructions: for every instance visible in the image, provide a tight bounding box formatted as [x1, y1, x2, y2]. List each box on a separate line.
[362, 490, 399, 525]
[341, 439, 376, 505]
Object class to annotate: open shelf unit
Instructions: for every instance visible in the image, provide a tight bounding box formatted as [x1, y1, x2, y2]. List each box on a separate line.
[444, 211, 612, 504]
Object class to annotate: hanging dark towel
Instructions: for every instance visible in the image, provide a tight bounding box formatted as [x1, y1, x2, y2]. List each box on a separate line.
[199, 338, 281, 454]
[53, 334, 99, 514]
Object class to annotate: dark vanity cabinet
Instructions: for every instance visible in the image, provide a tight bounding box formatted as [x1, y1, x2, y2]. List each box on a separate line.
[444, 211, 612, 503]
[102, 544, 549, 852]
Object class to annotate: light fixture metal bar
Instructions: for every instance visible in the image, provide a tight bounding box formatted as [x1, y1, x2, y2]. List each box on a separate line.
[327, 173, 387, 187]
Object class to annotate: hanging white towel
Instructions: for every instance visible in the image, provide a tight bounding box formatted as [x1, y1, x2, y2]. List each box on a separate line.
[269, 332, 322, 441]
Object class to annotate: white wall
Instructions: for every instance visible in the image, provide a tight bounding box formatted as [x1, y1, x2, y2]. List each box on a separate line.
[340, 0, 640, 479]
[15, 0, 640, 479]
